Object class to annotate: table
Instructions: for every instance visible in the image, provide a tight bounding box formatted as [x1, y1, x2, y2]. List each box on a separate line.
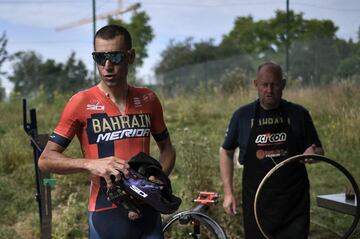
[316, 193, 357, 216]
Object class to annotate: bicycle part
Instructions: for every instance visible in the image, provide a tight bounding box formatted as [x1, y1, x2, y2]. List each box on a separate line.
[163, 210, 227, 239]
[22, 98, 52, 239]
[254, 154, 360, 239]
[194, 192, 219, 205]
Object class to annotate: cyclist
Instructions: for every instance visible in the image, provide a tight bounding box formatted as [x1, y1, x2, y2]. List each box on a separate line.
[39, 24, 176, 239]
[219, 62, 324, 238]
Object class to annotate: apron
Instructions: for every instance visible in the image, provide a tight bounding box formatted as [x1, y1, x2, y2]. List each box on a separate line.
[242, 102, 310, 239]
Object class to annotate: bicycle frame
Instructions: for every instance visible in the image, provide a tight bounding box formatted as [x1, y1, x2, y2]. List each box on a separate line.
[162, 191, 227, 239]
[190, 192, 220, 238]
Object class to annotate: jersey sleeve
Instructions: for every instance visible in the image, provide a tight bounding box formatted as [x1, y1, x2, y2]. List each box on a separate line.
[222, 111, 239, 150]
[49, 94, 82, 148]
[149, 91, 169, 142]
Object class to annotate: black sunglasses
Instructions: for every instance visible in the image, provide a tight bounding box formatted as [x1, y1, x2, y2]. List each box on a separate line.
[92, 51, 127, 65]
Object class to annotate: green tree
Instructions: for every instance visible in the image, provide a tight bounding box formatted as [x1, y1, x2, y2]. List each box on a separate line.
[220, 16, 270, 55]
[336, 39, 360, 79]
[154, 38, 230, 92]
[61, 52, 91, 92]
[289, 19, 338, 84]
[108, 11, 154, 69]
[334, 29, 360, 80]
[40, 59, 64, 93]
[221, 10, 340, 84]
[9, 51, 43, 97]
[9, 51, 90, 98]
[107, 11, 154, 85]
[155, 38, 192, 75]
[158, 10, 343, 88]
[220, 11, 337, 56]
[155, 38, 219, 75]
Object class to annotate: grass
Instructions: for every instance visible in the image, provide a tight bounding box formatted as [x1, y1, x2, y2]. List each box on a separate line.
[0, 83, 359, 238]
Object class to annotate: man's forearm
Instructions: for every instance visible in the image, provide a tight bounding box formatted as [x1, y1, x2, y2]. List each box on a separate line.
[219, 147, 235, 195]
[159, 147, 175, 176]
[39, 149, 89, 174]
[158, 138, 176, 176]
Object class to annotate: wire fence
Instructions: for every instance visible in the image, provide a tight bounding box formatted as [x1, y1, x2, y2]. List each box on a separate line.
[155, 38, 360, 95]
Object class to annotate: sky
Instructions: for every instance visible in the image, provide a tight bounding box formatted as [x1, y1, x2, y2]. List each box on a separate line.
[1, 0, 359, 95]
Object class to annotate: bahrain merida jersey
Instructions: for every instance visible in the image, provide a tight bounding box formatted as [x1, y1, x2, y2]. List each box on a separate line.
[49, 85, 169, 211]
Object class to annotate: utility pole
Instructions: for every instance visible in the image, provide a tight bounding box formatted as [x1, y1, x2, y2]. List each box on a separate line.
[286, 0, 290, 79]
[92, 0, 97, 83]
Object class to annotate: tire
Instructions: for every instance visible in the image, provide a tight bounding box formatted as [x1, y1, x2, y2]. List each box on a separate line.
[162, 210, 227, 239]
[254, 154, 360, 239]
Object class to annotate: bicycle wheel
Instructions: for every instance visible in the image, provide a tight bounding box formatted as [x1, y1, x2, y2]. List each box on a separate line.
[254, 154, 360, 239]
[162, 210, 227, 239]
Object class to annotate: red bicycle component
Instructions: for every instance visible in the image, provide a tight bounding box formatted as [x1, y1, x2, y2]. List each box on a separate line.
[193, 191, 219, 205]
[163, 191, 227, 238]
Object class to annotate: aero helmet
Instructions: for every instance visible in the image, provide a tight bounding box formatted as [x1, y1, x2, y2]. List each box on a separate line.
[105, 152, 182, 215]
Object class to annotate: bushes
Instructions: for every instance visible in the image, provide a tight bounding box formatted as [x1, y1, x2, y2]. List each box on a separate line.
[220, 67, 250, 94]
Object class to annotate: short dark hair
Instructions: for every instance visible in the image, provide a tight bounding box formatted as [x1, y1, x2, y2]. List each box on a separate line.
[94, 24, 132, 50]
[257, 61, 283, 80]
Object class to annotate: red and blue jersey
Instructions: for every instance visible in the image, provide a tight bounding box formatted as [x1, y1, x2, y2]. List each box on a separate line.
[49, 85, 169, 211]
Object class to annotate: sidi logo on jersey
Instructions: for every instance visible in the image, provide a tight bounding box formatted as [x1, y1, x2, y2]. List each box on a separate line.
[255, 132, 287, 144]
[86, 113, 151, 143]
[86, 101, 105, 111]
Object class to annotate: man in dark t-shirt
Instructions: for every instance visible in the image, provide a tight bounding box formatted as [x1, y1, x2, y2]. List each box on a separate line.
[219, 62, 324, 239]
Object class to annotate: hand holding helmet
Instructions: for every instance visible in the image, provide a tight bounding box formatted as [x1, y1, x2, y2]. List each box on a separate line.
[104, 152, 182, 219]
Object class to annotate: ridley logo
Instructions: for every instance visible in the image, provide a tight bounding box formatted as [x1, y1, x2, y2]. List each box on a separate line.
[130, 185, 148, 198]
[255, 132, 287, 144]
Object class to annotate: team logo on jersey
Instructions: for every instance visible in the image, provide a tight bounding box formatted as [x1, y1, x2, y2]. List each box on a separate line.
[86, 102, 105, 111]
[256, 149, 288, 160]
[86, 113, 152, 143]
[133, 97, 142, 108]
[255, 132, 287, 145]
[95, 128, 151, 143]
[143, 92, 155, 103]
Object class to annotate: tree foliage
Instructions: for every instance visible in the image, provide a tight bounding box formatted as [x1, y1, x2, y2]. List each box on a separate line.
[6, 10, 154, 97]
[107, 11, 154, 85]
[8, 51, 91, 99]
[108, 11, 154, 69]
[336, 40, 360, 79]
[155, 10, 360, 92]
[61, 52, 90, 92]
[155, 38, 255, 94]
[155, 38, 219, 74]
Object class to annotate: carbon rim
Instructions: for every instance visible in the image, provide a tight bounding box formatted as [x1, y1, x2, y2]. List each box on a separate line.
[254, 154, 360, 239]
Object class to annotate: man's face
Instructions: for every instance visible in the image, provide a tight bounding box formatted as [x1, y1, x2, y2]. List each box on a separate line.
[255, 66, 285, 110]
[94, 35, 134, 87]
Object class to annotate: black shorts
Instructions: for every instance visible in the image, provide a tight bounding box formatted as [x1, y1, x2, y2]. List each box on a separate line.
[89, 206, 163, 239]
